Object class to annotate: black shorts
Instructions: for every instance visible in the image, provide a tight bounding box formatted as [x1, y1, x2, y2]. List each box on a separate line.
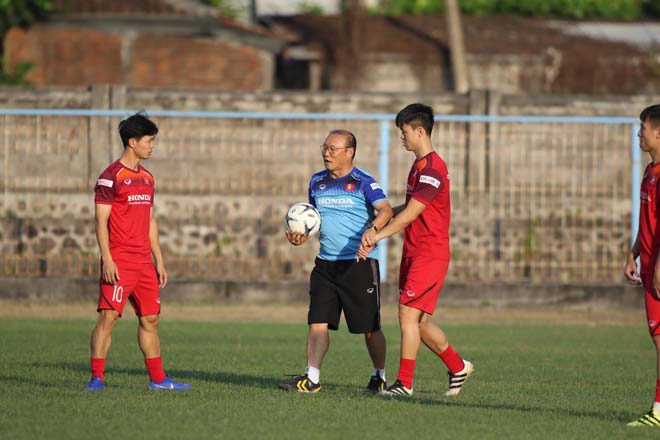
[308, 257, 381, 334]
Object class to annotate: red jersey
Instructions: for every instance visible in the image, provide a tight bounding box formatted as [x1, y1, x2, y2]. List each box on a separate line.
[639, 162, 660, 275]
[403, 151, 450, 259]
[94, 160, 155, 264]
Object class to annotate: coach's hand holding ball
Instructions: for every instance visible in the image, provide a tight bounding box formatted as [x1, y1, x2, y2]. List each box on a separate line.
[286, 231, 310, 246]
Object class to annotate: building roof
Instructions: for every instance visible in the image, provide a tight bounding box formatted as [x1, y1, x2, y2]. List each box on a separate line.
[268, 14, 645, 56]
[52, 0, 275, 38]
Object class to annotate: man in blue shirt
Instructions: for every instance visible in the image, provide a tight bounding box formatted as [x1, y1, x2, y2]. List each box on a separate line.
[280, 129, 393, 393]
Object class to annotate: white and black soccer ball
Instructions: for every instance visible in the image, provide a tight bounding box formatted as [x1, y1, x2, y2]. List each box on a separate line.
[285, 202, 321, 236]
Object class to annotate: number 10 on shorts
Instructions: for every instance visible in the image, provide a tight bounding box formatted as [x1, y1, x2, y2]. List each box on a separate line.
[112, 285, 124, 303]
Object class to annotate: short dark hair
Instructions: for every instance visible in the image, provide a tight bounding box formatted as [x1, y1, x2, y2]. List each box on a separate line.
[327, 129, 357, 157]
[118, 112, 158, 148]
[641, 105, 660, 127]
[395, 103, 434, 135]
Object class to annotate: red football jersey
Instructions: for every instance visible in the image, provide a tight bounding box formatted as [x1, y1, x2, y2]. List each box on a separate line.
[94, 160, 155, 264]
[639, 162, 660, 275]
[403, 151, 450, 259]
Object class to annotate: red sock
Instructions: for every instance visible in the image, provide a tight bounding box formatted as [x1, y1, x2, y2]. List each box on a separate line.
[655, 380, 660, 402]
[438, 345, 465, 374]
[144, 356, 167, 383]
[91, 357, 105, 381]
[397, 358, 416, 389]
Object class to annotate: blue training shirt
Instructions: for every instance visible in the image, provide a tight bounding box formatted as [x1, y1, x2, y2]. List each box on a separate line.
[308, 167, 388, 261]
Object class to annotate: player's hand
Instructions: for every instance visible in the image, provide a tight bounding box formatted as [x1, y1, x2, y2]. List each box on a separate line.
[361, 228, 378, 248]
[156, 262, 168, 288]
[102, 258, 120, 285]
[286, 231, 309, 246]
[356, 243, 373, 261]
[624, 254, 642, 285]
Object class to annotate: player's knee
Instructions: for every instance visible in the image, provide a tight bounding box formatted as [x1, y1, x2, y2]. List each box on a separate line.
[139, 314, 160, 330]
[97, 310, 119, 329]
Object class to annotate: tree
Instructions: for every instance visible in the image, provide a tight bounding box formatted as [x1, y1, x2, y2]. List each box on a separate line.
[0, 0, 53, 86]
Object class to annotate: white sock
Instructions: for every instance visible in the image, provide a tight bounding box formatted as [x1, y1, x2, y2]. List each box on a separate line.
[306, 366, 320, 384]
[373, 368, 386, 382]
[653, 401, 660, 412]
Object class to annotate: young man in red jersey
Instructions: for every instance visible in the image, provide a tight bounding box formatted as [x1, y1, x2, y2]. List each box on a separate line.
[84, 113, 190, 391]
[625, 104, 660, 426]
[358, 103, 473, 397]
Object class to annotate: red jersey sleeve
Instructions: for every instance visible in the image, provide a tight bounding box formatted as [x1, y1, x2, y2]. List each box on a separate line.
[411, 168, 444, 206]
[94, 173, 116, 204]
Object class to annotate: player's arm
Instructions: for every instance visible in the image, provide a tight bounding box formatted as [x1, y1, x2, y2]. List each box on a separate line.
[357, 198, 425, 260]
[149, 207, 168, 288]
[356, 200, 394, 261]
[392, 203, 406, 216]
[370, 200, 393, 231]
[624, 234, 641, 285]
[365, 198, 426, 246]
[96, 203, 119, 285]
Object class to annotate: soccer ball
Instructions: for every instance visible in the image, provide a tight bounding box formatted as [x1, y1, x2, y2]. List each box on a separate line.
[285, 202, 321, 236]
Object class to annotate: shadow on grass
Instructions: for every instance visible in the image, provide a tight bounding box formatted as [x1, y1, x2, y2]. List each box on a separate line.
[28, 361, 634, 423]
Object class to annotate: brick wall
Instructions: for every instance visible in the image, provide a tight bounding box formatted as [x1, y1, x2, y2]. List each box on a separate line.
[4, 25, 272, 90]
[131, 34, 267, 89]
[5, 27, 124, 86]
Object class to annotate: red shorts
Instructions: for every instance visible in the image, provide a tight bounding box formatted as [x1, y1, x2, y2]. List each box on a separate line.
[642, 273, 660, 335]
[98, 261, 161, 317]
[398, 256, 450, 315]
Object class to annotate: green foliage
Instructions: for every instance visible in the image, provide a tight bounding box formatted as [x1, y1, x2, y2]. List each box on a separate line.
[0, 0, 53, 35]
[0, 62, 32, 86]
[199, 0, 240, 18]
[642, 0, 660, 17]
[299, 1, 324, 15]
[378, 0, 660, 19]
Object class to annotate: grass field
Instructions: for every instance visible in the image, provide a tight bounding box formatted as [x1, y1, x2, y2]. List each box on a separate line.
[1, 313, 659, 439]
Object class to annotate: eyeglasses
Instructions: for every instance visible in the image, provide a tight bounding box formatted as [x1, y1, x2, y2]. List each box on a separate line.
[320, 145, 352, 154]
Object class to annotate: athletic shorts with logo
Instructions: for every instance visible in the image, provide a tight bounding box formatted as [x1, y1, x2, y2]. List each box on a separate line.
[308, 257, 381, 334]
[642, 273, 660, 335]
[98, 261, 161, 317]
[399, 256, 450, 315]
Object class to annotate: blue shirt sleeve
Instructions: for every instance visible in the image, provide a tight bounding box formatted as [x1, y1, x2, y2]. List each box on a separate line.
[361, 175, 387, 206]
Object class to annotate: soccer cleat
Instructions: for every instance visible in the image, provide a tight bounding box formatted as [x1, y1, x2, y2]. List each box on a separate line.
[364, 375, 387, 394]
[444, 360, 474, 396]
[627, 408, 660, 427]
[149, 376, 192, 391]
[278, 374, 322, 393]
[83, 376, 105, 391]
[380, 379, 413, 397]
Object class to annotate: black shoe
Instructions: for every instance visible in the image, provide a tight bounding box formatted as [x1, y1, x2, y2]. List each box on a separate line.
[364, 375, 386, 394]
[278, 374, 322, 393]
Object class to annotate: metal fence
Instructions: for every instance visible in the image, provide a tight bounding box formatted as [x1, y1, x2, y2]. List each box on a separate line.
[0, 109, 639, 284]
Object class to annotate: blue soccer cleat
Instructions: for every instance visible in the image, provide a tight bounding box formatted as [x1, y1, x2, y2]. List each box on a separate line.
[149, 376, 191, 391]
[83, 376, 105, 391]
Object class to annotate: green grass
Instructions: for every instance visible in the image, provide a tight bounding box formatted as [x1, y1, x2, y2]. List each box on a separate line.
[0, 318, 658, 439]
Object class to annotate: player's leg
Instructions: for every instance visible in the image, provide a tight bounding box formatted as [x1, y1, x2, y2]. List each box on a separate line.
[84, 309, 120, 390]
[419, 314, 474, 396]
[339, 258, 387, 392]
[628, 288, 660, 426]
[133, 264, 190, 391]
[381, 303, 422, 396]
[84, 269, 133, 391]
[280, 258, 338, 392]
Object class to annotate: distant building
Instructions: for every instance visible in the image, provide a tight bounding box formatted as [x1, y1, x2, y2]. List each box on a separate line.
[264, 14, 660, 95]
[4, 0, 285, 90]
